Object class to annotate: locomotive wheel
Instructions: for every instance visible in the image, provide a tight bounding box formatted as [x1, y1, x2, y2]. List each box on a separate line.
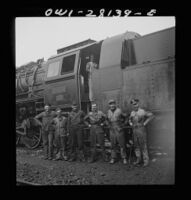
[23, 127, 42, 149]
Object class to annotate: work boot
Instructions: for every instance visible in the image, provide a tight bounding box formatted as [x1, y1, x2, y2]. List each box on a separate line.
[123, 158, 128, 165]
[101, 152, 108, 162]
[62, 151, 68, 161]
[110, 158, 115, 164]
[133, 158, 141, 166]
[88, 155, 96, 163]
[78, 150, 86, 162]
[68, 157, 76, 162]
[53, 155, 63, 161]
[81, 156, 86, 162]
[43, 156, 48, 160]
[59, 151, 64, 160]
[63, 155, 68, 161]
[53, 157, 60, 161]
[53, 151, 61, 161]
[143, 161, 149, 167]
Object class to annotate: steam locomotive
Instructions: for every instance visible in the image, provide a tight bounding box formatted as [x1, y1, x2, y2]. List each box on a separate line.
[16, 27, 175, 150]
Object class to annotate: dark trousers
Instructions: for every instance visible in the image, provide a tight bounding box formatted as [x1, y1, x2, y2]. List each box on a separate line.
[42, 129, 54, 158]
[90, 125, 106, 158]
[110, 125, 127, 159]
[68, 126, 84, 159]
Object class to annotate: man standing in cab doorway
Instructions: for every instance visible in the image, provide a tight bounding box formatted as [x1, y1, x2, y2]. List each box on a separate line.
[129, 99, 154, 167]
[86, 54, 98, 102]
[52, 107, 68, 161]
[67, 103, 86, 162]
[35, 104, 56, 160]
[107, 100, 128, 165]
[84, 103, 108, 163]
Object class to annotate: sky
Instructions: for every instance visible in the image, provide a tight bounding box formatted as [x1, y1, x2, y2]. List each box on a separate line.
[16, 17, 175, 67]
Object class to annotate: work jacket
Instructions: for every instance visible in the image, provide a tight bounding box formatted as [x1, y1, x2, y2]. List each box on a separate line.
[85, 110, 106, 133]
[129, 108, 153, 128]
[107, 108, 124, 127]
[67, 110, 85, 128]
[35, 111, 56, 131]
[52, 116, 68, 136]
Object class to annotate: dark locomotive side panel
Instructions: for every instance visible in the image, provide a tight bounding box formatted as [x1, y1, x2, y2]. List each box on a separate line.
[44, 51, 80, 110]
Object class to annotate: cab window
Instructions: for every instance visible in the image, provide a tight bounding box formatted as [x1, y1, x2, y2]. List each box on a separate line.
[61, 54, 76, 75]
[47, 61, 60, 77]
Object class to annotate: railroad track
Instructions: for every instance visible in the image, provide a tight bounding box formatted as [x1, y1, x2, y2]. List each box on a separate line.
[17, 179, 41, 186]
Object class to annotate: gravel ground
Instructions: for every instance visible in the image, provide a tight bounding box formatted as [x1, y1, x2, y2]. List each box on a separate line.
[16, 147, 174, 185]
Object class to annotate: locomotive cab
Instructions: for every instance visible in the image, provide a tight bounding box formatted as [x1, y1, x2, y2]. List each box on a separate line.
[44, 41, 103, 113]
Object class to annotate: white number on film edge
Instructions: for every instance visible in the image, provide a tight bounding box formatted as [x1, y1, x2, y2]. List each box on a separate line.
[86, 10, 96, 17]
[98, 8, 105, 17]
[45, 8, 157, 17]
[147, 9, 157, 16]
[45, 8, 53, 16]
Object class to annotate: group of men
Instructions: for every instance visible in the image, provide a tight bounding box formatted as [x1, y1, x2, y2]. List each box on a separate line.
[35, 99, 154, 167]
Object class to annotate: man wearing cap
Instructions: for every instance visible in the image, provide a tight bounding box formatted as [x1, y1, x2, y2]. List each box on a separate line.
[129, 99, 154, 167]
[107, 100, 128, 164]
[86, 54, 98, 102]
[35, 104, 56, 160]
[67, 103, 86, 162]
[52, 108, 68, 161]
[84, 103, 108, 163]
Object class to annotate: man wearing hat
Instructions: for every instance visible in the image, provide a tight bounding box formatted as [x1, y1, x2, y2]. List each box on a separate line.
[35, 104, 56, 160]
[129, 99, 154, 167]
[84, 103, 108, 163]
[52, 107, 68, 161]
[67, 103, 86, 162]
[86, 54, 98, 102]
[107, 100, 128, 164]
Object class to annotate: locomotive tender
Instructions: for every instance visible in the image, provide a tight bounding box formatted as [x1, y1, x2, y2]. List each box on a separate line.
[16, 27, 175, 150]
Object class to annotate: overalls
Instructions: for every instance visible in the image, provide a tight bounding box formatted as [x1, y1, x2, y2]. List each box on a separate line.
[53, 116, 68, 158]
[36, 111, 56, 159]
[130, 108, 151, 164]
[108, 108, 127, 159]
[68, 110, 85, 160]
[86, 111, 107, 161]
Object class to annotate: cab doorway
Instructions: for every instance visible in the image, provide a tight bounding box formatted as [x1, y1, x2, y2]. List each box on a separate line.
[78, 41, 103, 113]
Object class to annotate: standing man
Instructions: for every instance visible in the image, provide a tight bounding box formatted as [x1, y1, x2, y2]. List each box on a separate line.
[107, 100, 128, 164]
[84, 103, 108, 163]
[67, 103, 86, 162]
[129, 99, 154, 167]
[35, 104, 56, 160]
[52, 107, 68, 161]
[86, 54, 98, 102]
